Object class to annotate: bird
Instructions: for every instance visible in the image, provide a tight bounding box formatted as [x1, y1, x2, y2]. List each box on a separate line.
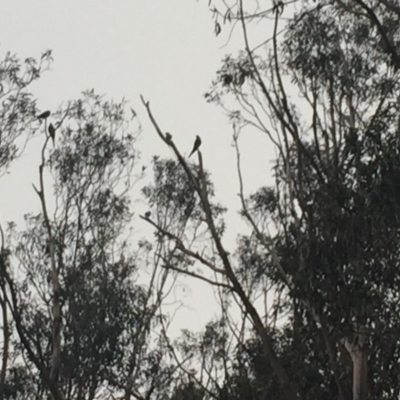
[144, 211, 151, 218]
[189, 135, 202, 157]
[165, 132, 172, 143]
[48, 123, 56, 144]
[37, 110, 51, 120]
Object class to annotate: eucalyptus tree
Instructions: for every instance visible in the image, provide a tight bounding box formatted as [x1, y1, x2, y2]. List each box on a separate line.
[141, 0, 400, 399]
[0, 49, 52, 398]
[0, 88, 177, 399]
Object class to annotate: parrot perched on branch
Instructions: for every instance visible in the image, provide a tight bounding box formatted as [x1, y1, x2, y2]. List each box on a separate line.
[48, 123, 56, 144]
[189, 135, 202, 157]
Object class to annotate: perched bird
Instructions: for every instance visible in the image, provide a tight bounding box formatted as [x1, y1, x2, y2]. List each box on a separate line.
[189, 135, 202, 157]
[48, 123, 56, 144]
[165, 132, 172, 143]
[144, 211, 151, 218]
[37, 110, 51, 120]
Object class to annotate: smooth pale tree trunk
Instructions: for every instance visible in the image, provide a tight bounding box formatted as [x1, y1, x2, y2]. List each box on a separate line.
[344, 331, 368, 400]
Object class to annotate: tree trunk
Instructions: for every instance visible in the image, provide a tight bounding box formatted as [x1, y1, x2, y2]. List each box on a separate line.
[344, 331, 368, 400]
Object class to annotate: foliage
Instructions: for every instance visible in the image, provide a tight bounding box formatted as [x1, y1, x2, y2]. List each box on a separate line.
[141, 0, 400, 399]
[2, 0, 400, 399]
[0, 51, 52, 172]
[0, 87, 176, 399]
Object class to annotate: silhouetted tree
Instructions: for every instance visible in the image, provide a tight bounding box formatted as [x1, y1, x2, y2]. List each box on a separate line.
[142, 1, 400, 399]
[0, 88, 176, 399]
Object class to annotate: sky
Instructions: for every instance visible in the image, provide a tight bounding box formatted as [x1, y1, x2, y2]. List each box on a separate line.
[0, 0, 277, 334]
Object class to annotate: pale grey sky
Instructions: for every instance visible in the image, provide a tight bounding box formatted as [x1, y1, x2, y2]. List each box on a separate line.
[0, 0, 276, 333]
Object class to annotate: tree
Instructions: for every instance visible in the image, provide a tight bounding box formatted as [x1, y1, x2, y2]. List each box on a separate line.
[0, 50, 52, 399]
[141, 0, 400, 399]
[0, 78, 176, 398]
[1, 0, 400, 398]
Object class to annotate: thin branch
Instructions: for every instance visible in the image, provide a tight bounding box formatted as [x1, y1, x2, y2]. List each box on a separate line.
[140, 215, 226, 275]
[143, 96, 300, 400]
[163, 264, 233, 290]
[1, 258, 65, 400]
[0, 224, 9, 399]
[35, 126, 63, 386]
[234, 127, 346, 400]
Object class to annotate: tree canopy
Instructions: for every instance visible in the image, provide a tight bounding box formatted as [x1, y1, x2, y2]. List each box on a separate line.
[1, 0, 400, 399]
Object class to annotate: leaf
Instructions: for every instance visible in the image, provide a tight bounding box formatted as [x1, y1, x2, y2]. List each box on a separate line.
[215, 22, 221, 36]
[224, 9, 233, 24]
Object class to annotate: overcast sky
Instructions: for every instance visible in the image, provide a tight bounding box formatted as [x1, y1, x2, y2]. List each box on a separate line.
[0, 0, 276, 334]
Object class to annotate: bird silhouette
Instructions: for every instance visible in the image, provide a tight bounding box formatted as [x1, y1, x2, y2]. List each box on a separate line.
[189, 135, 202, 157]
[37, 110, 51, 120]
[144, 211, 151, 218]
[48, 123, 56, 144]
[165, 132, 172, 143]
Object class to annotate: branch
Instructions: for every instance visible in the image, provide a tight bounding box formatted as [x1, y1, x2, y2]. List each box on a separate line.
[143, 97, 300, 400]
[234, 128, 346, 400]
[124, 249, 170, 400]
[352, 0, 400, 69]
[159, 316, 220, 400]
[35, 125, 63, 387]
[163, 264, 233, 290]
[140, 215, 226, 275]
[0, 255, 65, 400]
[0, 225, 9, 399]
[141, 96, 202, 193]
[238, 0, 326, 185]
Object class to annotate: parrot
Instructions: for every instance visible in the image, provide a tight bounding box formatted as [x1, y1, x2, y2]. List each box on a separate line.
[189, 135, 202, 157]
[37, 110, 51, 120]
[48, 123, 56, 144]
